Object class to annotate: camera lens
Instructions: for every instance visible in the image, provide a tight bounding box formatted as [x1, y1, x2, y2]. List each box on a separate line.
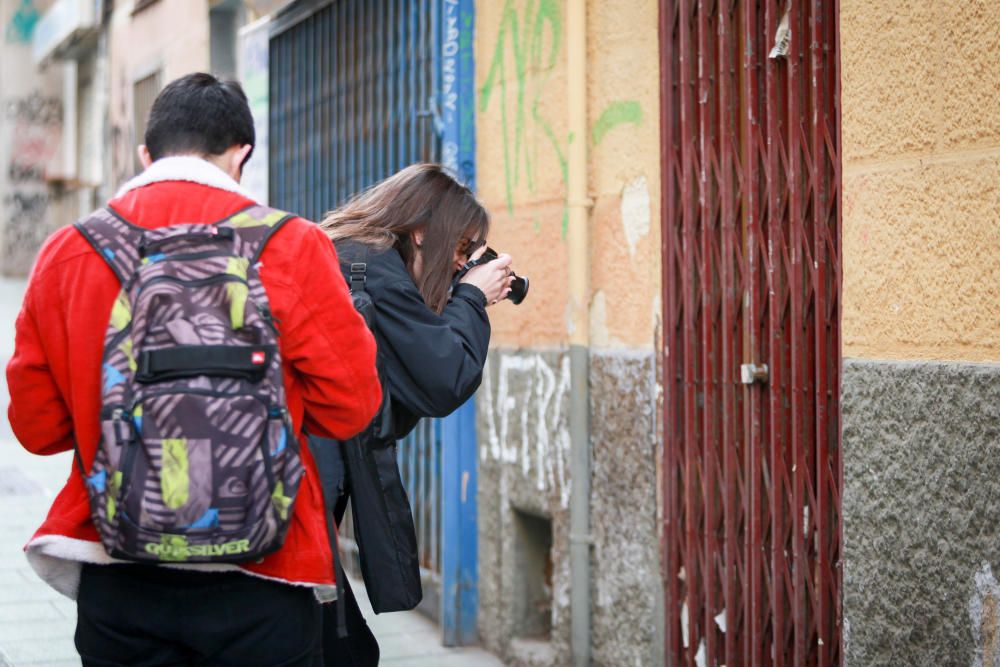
[508, 276, 528, 305]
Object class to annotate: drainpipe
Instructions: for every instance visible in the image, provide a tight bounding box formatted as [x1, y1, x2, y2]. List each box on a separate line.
[566, 0, 591, 665]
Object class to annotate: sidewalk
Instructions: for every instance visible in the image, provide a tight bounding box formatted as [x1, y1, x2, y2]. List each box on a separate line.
[0, 277, 503, 666]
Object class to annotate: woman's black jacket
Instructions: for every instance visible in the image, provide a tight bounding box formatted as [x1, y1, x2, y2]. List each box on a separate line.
[336, 239, 491, 438]
[311, 239, 490, 616]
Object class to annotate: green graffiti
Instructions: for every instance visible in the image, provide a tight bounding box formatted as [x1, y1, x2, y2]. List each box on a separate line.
[5, 0, 39, 44]
[480, 4, 643, 237]
[592, 100, 643, 146]
[480, 0, 569, 234]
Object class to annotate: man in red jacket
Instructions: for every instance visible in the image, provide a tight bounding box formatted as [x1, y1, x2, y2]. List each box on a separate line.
[6, 73, 381, 665]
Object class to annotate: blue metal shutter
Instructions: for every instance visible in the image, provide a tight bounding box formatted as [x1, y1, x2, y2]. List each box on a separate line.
[267, 0, 479, 645]
[269, 0, 439, 221]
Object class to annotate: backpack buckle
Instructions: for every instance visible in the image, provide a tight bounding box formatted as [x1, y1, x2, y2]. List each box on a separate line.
[349, 263, 367, 292]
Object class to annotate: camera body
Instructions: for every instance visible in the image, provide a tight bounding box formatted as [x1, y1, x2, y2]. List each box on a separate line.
[453, 246, 529, 305]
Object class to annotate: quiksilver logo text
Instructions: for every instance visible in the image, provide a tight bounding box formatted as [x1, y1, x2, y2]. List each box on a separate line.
[144, 539, 251, 558]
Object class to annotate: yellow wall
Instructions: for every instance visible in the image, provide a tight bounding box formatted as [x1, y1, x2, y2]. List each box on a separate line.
[476, 0, 661, 349]
[841, 0, 1000, 361]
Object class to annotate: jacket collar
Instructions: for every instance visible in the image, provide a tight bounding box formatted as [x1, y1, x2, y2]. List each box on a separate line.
[114, 155, 260, 202]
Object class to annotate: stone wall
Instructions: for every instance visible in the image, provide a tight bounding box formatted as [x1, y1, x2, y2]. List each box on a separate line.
[843, 359, 1000, 666]
[477, 348, 661, 667]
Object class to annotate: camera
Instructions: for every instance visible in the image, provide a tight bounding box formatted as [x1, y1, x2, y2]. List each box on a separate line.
[479, 247, 528, 305]
[454, 246, 529, 305]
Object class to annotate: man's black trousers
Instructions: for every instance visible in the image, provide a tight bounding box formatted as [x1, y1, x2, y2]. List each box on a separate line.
[74, 563, 322, 666]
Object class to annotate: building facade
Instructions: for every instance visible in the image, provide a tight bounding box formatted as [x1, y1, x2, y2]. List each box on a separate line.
[474, 1, 663, 665]
[840, 2, 1000, 664]
[0, 0, 87, 275]
[1, 1, 998, 665]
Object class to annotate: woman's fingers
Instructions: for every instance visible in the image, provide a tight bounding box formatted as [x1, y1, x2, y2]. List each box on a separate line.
[460, 253, 516, 306]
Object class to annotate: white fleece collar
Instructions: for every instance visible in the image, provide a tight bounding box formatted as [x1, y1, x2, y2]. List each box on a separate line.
[25, 535, 337, 602]
[114, 155, 260, 202]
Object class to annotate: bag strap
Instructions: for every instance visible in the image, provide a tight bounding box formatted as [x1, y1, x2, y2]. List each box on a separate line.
[329, 515, 350, 638]
[346, 242, 370, 295]
[349, 261, 368, 294]
[315, 437, 351, 639]
[74, 208, 146, 284]
[75, 205, 295, 282]
[217, 205, 295, 263]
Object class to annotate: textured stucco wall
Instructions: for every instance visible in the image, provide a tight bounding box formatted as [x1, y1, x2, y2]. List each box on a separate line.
[843, 359, 1000, 666]
[586, 0, 661, 350]
[475, 0, 663, 666]
[475, 0, 661, 349]
[842, 5, 1000, 663]
[108, 0, 211, 190]
[475, 1, 663, 663]
[477, 349, 660, 667]
[841, 1, 1000, 362]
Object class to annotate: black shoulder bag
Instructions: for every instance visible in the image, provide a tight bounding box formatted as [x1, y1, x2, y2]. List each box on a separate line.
[311, 246, 423, 629]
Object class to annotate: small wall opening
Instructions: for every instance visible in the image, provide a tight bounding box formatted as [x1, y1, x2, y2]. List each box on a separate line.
[512, 509, 553, 640]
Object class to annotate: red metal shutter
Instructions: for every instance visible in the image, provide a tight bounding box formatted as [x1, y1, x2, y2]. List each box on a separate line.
[660, 1, 843, 664]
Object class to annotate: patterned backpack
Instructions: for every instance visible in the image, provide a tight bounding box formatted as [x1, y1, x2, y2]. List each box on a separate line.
[74, 205, 303, 563]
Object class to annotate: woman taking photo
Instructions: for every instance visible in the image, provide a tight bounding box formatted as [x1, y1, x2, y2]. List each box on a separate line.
[315, 163, 514, 665]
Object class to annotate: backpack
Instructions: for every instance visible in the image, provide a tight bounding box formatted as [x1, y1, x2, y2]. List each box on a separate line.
[73, 204, 303, 564]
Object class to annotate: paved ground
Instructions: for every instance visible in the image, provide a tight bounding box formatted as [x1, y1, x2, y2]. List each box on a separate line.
[0, 277, 503, 666]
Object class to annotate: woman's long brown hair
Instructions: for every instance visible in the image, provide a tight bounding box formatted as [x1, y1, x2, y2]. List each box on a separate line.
[320, 163, 489, 313]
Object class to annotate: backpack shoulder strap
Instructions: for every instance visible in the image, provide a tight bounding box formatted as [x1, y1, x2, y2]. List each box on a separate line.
[348, 245, 369, 296]
[333, 240, 371, 297]
[74, 208, 145, 284]
[217, 204, 295, 262]
[336, 242, 377, 330]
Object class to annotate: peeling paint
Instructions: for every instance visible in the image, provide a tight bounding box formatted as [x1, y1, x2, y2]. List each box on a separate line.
[590, 290, 610, 346]
[971, 562, 1000, 667]
[694, 640, 706, 667]
[680, 601, 690, 648]
[620, 175, 651, 258]
[715, 609, 727, 633]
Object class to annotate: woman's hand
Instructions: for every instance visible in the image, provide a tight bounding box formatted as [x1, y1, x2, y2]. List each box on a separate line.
[459, 246, 514, 306]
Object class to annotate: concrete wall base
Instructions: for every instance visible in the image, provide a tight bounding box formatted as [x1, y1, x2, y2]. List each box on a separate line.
[476, 348, 661, 667]
[843, 358, 1000, 666]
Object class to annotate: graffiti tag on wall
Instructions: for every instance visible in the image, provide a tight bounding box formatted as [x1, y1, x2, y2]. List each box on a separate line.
[7, 93, 63, 180]
[440, 0, 476, 188]
[5, 0, 39, 44]
[481, 353, 571, 508]
[479, 0, 568, 232]
[479, 1, 644, 237]
[3, 92, 62, 271]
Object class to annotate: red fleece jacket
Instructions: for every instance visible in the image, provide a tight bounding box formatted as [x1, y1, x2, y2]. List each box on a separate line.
[7, 178, 381, 590]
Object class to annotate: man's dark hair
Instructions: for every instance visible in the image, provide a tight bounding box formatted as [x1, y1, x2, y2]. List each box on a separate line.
[144, 72, 255, 168]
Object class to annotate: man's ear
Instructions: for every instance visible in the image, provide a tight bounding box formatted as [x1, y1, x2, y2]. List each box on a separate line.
[227, 144, 253, 182]
[137, 145, 153, 170]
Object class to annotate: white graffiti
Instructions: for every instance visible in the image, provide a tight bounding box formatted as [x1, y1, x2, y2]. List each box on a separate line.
[481, 354, 571, 508]
[970, 562, 1000, 667]
[440, 0, 460, 177]
[441, 0, 459, 119]
[442, 140, 459, 177]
